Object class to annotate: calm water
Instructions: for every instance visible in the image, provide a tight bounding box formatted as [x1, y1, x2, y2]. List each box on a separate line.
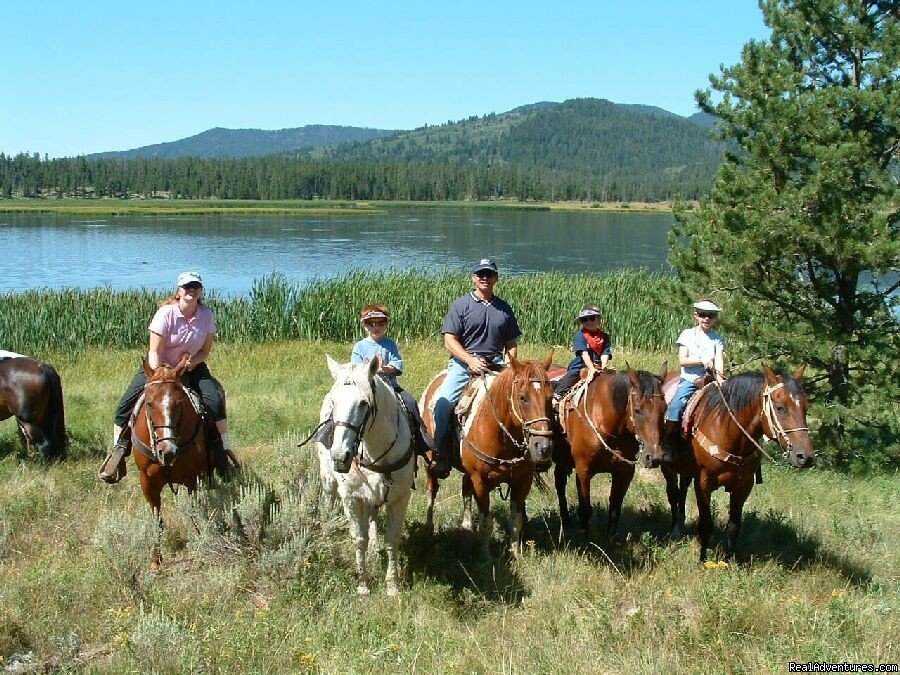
[0, 207, 673, 295]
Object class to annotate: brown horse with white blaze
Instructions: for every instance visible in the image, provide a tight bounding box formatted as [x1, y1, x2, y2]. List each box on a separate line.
[131, 356, 211, 570]
[553, 364, 667, 536]
[421, 354, 554, 553]
[663, 365, 815, 561]
[0, 355, 67, 461]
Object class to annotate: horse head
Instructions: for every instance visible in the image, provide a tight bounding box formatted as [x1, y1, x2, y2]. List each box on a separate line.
[626, 361, 668, 469]
[506, 352, 554, 468]
[325, 354, 379, 473]
[140, 354, 194, 467]
[761, 365, 815, 468]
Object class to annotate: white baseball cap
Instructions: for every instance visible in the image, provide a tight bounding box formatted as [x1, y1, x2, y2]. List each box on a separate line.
[693, 299, 722, 313]
[177, 271, 203, 287]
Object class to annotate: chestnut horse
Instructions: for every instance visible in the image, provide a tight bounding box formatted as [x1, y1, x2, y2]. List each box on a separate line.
[0, 355, 67, 461]
[131, 356, 211, 570]
[662, 366, 815, 561]
[420, 354, 554, 553]
[554, 364, 668, 536]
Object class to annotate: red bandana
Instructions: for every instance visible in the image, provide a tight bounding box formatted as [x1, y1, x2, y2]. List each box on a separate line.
[582, 329, 606, 356]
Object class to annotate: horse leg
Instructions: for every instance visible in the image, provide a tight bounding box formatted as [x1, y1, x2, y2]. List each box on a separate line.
[677, 473, 692, 534]
[347, 499, 372, 595]
[469, 476, 493, 554]
[662, 465, 683, 537]
[725, 481, 753, 561]
[607, 465, 635, 539]
[554, 458, 572, 526]
[460, 472, 475, 531]
[575, 465, 594, 535]
[508, 478, 532, 556]
[693, 474, 716, 562]
[139, 473, 164, 571]
[383, 492, 412, 597]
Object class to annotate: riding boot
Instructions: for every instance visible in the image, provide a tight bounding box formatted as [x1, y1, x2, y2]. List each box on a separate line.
[661, 420, 680, 463]
[428, 446, 451, 479]
[98, 436, 131, 484]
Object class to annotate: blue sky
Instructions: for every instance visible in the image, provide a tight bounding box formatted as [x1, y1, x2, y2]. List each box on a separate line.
[3, 1, 769, 158]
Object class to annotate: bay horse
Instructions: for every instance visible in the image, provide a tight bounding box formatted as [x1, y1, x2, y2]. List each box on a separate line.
[316, 355, 415, 596]
[0, 354, 67, 461]
[662, 366, 815, 561]
[131, 355, 211, 571]
[420, 354, 554, 554]
[553, 364, 668, 536]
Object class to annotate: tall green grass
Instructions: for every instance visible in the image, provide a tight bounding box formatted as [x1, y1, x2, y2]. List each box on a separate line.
[1, 270, 683, 355]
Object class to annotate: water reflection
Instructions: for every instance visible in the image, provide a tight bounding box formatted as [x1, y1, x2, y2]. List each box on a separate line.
[0, 207, 674, 295]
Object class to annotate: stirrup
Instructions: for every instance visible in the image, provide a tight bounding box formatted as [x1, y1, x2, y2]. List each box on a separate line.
[428, 453, 451, 480]
[98, 445, 128, 484]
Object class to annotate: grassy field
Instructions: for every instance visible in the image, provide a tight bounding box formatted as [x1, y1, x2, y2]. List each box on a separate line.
[0, 341, 896, 673]
[0, 197, 676, 215]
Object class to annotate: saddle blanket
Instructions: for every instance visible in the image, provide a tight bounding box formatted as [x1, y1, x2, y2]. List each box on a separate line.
[0, 350, 27, 361]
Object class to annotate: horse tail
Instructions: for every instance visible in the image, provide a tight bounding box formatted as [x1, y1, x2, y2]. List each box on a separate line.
[40, 362, 67, 461]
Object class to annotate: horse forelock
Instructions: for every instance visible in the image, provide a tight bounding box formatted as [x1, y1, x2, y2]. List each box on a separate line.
[330, 362, 376, 406]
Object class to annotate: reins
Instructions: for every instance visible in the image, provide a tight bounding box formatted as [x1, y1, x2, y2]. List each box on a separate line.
[462, 372, 551, 468]
[702, 378, 809, 465]
[132, 378, 203, 466]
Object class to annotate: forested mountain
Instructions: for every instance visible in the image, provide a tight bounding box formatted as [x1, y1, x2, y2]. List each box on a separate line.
[303, 98, 723, 196]
[88, 125, 399, 160]
[2, 98, 725, 202]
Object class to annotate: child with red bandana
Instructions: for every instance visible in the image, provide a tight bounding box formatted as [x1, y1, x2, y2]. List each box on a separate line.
[554, 304, 612, 397]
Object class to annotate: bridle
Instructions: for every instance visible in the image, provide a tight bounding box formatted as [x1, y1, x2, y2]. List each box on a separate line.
[332, 377, 412, 474]
[705, 378, 809, 463]
[625, 383, 666, 463]
[133, 378, 203, 464]
[463, 372, 552, 467]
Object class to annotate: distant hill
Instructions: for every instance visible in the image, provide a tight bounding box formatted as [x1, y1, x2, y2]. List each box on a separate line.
[302, 98, 723, 189]
[88, 125, 400, 159]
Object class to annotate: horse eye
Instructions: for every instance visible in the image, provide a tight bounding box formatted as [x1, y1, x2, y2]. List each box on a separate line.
[519, 393, 528, 404]
[776, 404, 786, 413]
[634, 409, 643, 416]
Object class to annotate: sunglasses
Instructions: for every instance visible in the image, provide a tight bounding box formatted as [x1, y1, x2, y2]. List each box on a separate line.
[364, 319, 388, 327]
[696, 312, 718, 319]
[181, 283, 203, 291]
[474, 270, 497, 279]
[579, 316, 599, 323]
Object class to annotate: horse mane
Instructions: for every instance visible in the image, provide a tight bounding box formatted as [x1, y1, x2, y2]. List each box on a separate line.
[489, 360, 549, 417]
[38, 361, 67, 460]
[610, 370, 661, 415]
[699, 369, 804, 419]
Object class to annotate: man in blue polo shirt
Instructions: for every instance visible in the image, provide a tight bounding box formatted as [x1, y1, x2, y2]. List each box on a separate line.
[429, 257, 521, 478]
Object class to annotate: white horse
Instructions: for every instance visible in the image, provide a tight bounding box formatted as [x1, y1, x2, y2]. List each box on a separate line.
[316, 355, 415, 596]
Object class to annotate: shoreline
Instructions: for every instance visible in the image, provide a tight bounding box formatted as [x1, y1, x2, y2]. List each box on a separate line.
[0, 197, 679, 215]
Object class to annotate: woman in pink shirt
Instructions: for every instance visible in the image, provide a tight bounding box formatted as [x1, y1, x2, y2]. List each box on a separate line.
[98, 271, 229, 483]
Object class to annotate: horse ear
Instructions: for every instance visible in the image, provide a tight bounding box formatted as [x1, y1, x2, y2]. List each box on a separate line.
[793, 364, 806, 381]
[367, 355, 380, 378]
[142, 358, 154, 377]
[508, 353, 520, 369]
[761, 364, 779, 386]
[326, 354, 341, 379]
[174, 353, 190, 377]
[659, 360, 668, 381]
[625, 361, 641, 388]
[541, 350, 553, 371]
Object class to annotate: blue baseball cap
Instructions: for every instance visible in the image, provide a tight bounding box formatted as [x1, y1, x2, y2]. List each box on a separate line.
[471, 257, 498, 274]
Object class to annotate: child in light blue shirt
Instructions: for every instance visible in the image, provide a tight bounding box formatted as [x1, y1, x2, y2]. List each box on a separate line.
[351, 304, 434, 455]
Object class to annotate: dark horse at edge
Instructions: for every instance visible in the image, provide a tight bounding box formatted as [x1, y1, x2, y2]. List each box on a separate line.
[0, 355, 67, 461]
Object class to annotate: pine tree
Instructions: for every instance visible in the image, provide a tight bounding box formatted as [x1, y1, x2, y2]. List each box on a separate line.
[670, 0, 899, 464]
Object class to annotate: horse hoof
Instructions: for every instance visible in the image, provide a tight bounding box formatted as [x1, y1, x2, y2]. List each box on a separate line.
[356, 585, 370, 596]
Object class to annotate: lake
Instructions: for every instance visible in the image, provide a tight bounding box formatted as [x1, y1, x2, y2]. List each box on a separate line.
[0, 207, 674, 295]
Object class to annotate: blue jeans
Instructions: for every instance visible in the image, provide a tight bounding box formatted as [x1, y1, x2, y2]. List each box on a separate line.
[433, 355, 505, 450]
[666, 377, 698, 423]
